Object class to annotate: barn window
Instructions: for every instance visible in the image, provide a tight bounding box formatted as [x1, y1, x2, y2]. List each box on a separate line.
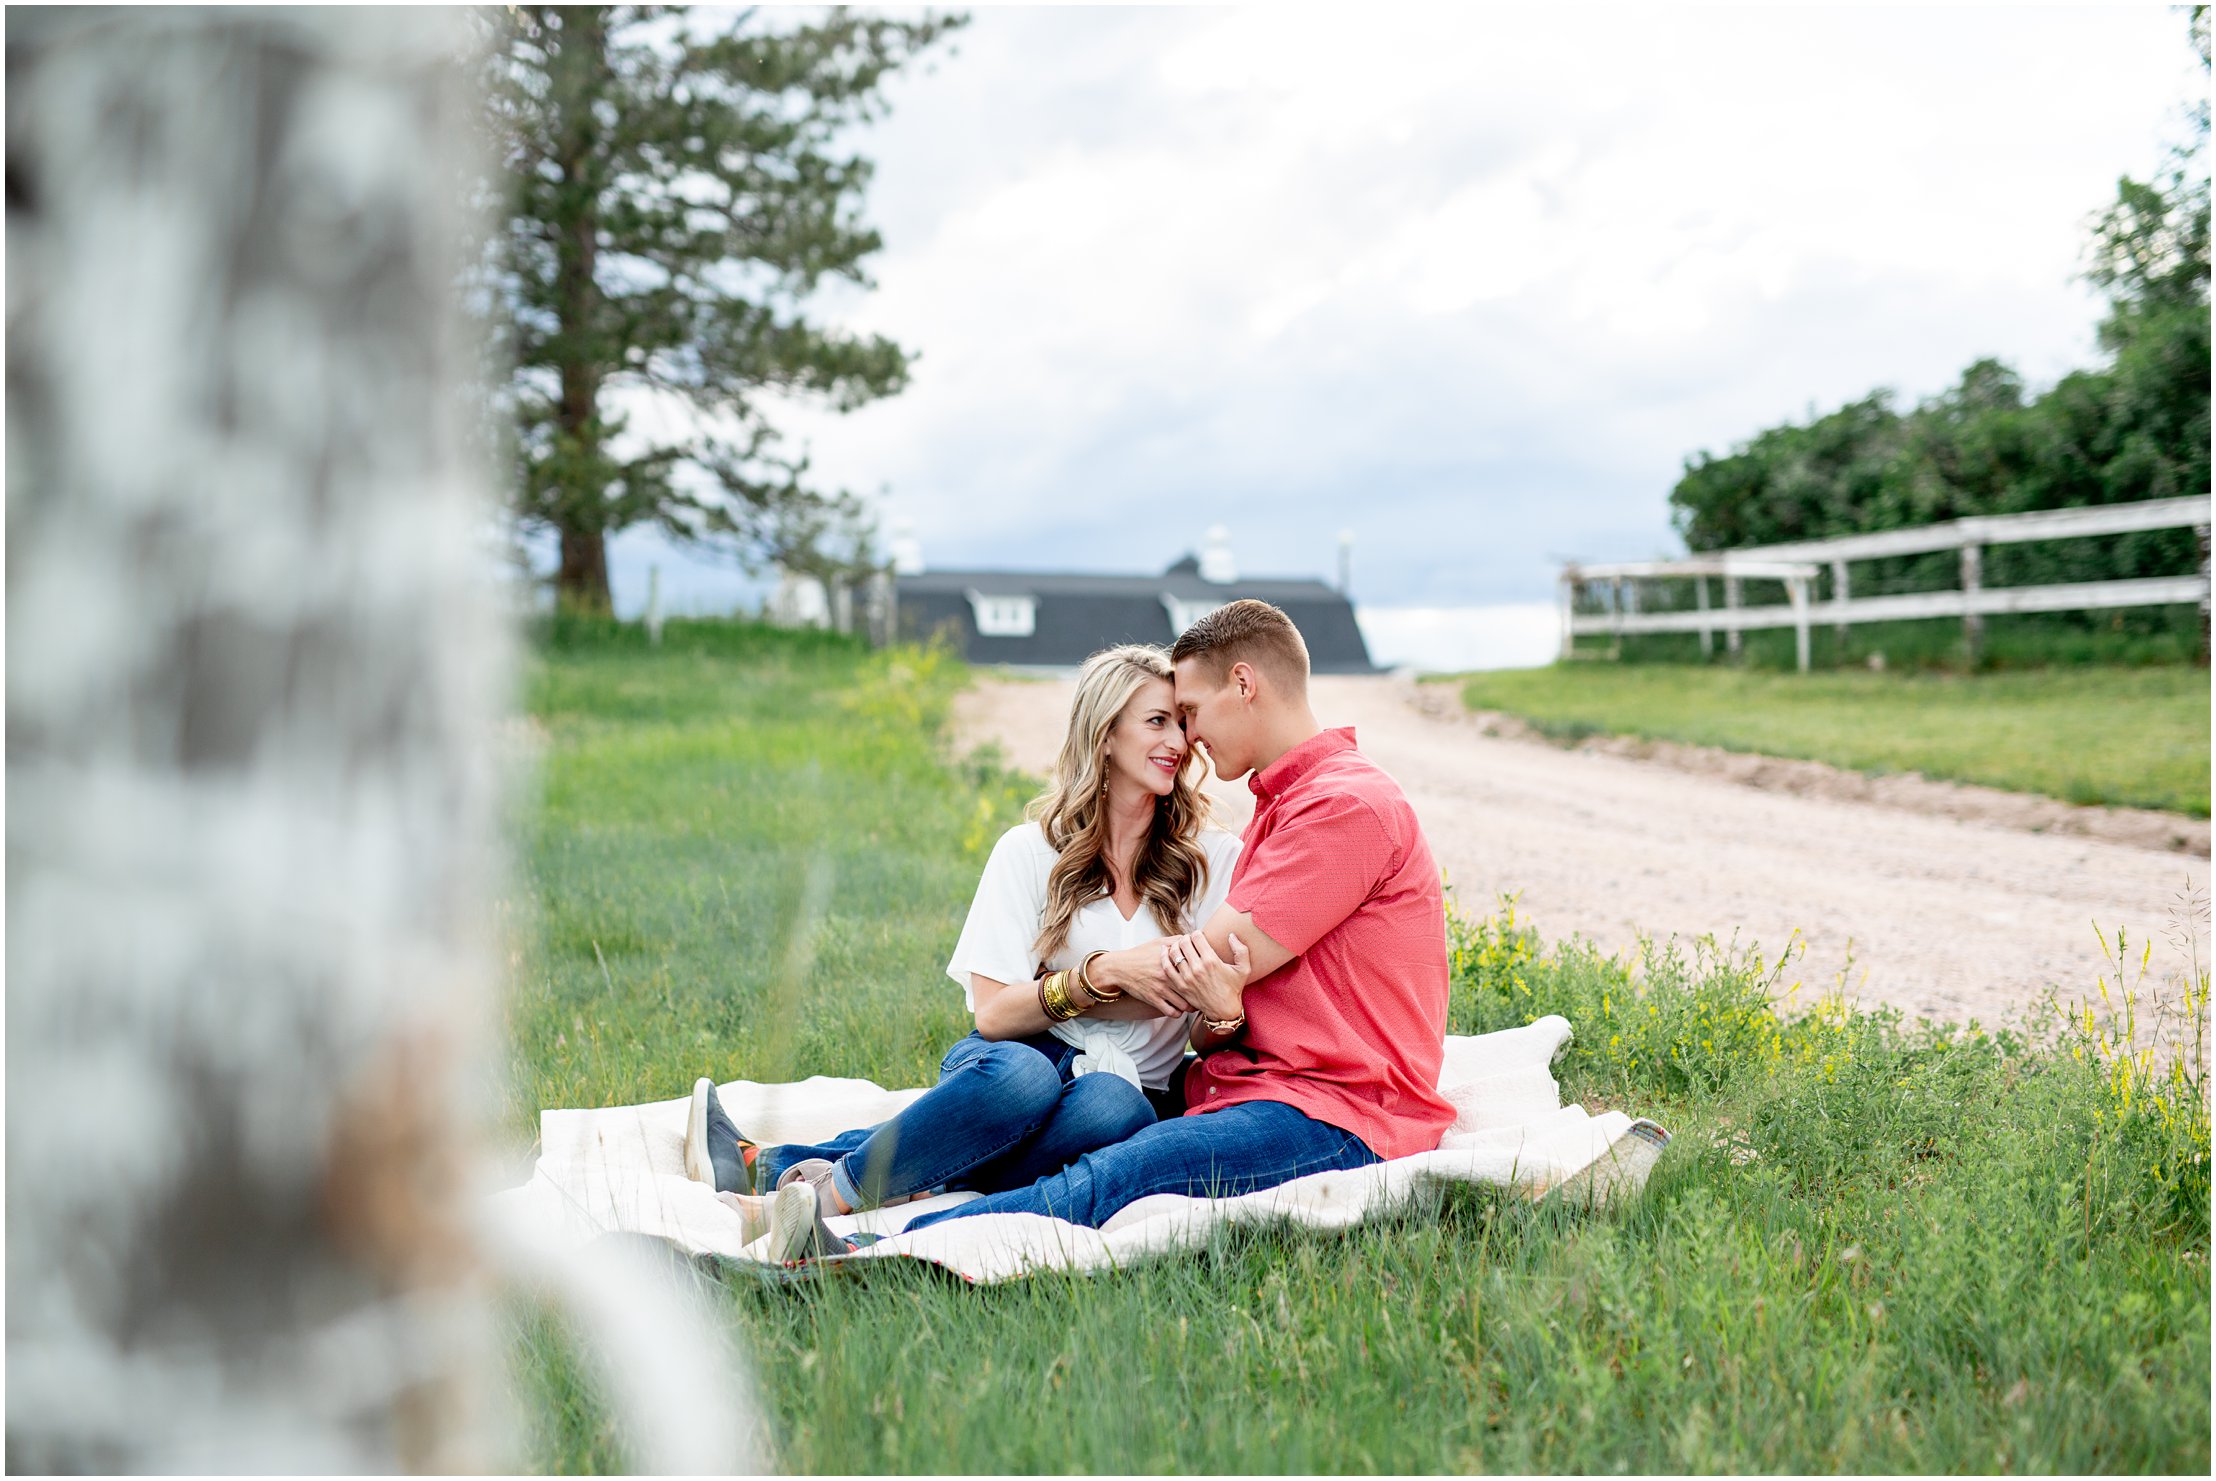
[966, 591, 1037, 637]
[1162, 595, 1222, 635]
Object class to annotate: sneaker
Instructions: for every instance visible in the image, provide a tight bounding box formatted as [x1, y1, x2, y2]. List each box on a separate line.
[1545, 1118, 1671, 1211]
[776, 1155, 916, 1212]
[683, 1077, 758, 1194]
[763, 1180, 853, 1263]
[775, 1157, 837, 1197]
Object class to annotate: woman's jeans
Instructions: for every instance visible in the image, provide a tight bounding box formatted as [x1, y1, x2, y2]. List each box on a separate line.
[754, 1031, 1159, 1212]
[901, 1096, 1380, 1233]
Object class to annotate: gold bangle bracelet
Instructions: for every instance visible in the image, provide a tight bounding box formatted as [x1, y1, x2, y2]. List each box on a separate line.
[1202, 1013, 1245, 1036]
[1076, 949, 1120, 1003]
[1042, 970, 1084, 1022]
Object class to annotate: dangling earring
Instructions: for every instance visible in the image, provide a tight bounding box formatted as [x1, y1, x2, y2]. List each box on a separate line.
[1100, 756, 1110, 796]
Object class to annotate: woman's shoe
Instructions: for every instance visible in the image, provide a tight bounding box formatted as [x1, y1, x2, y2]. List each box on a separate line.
[774, 1157, 837, 1196]
[684, 1077, 758, 1194]
[763, 1180, 853, 1262]
[777, 1156, 926, 1212]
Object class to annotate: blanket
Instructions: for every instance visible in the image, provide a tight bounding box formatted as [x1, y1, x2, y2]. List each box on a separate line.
[489, 1015, 1668, 1284]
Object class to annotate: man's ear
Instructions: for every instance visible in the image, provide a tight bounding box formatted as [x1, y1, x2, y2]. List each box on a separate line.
[1230, 660, 1259, 703]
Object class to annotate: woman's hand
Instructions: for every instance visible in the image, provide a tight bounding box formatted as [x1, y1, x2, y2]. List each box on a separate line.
[1163, 930, 1249, 1024]
[1085, 942, 1193, 1017]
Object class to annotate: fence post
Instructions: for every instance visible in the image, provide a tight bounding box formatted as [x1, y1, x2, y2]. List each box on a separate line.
[1724, 575, 1743, 660]
[2198, 524, 2210, 662]
[645, 565, 663, 646]
[1960, 542, 1983, 667]
[875, 570, 897, 647]
[1557, 570, 1575, 661]
[1789, 575, 1811, 673]
[1609, 576, 1625, 659]
[1830, 558, 1849, 644]
[1695, 573, 1712, 659]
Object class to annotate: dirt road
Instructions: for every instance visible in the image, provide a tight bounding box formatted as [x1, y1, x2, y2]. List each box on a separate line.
[951, 673, 2211, 1030]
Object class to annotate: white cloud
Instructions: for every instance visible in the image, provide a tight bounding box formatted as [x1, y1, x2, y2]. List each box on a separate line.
[718, 4, 2201, 605]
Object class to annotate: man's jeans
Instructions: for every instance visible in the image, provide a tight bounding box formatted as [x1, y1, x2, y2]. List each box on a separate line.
[755, 1031, 1156, 1212]
[901, 1096, 1380, 1233]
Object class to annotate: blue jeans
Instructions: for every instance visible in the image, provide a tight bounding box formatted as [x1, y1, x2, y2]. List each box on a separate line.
[901, 1096, 1381, 1233]
[755, 1031, 1157, 1211]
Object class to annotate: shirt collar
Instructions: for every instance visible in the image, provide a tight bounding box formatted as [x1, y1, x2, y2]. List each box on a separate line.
[1249, 727, 1357, 802]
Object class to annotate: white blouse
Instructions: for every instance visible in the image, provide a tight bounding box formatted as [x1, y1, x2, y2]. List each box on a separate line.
[944, 821, 1244, 1091]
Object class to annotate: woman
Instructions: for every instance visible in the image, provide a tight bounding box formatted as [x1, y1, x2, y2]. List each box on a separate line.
[682, 643, 1246, 1260]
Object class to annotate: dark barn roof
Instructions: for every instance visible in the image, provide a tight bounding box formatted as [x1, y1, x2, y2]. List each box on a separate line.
[894, 559, 1379, 673]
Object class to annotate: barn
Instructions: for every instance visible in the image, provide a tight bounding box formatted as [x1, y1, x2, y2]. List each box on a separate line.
[892, 544, 1378, 673]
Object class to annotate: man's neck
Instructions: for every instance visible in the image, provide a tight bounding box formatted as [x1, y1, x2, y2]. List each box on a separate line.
[1247, 704, 1326, 778]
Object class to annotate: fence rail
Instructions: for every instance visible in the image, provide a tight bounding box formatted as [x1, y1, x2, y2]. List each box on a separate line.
[1560, 496, 2212, 670]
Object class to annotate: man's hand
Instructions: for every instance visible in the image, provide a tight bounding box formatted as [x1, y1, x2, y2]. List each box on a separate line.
[1163, 929, 1250, 1023]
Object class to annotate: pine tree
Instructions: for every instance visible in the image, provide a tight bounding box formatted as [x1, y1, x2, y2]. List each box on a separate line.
[484, 5, 962, 609]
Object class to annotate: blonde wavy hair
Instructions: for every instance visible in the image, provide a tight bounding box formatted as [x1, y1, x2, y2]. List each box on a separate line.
[1028, 644, 1215, 966]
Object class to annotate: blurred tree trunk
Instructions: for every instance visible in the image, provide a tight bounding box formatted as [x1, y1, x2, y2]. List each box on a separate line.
[6, 9, 504, 1470]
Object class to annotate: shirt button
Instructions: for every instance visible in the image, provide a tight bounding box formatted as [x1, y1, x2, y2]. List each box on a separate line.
[1208, 1087, 1218, 1097]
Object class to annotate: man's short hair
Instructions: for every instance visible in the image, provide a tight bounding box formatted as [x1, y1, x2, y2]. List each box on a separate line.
[1169, 598, 1310, 693]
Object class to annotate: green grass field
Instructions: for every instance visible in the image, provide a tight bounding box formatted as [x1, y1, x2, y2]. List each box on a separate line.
[507, 619, 2209, 1473]
[1452, 663, 2211, 817]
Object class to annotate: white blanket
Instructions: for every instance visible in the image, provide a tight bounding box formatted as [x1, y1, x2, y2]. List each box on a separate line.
[490, 1015, 1666, 1284]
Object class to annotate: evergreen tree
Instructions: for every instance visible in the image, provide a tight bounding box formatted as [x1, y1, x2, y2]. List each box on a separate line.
[483, 5, 962, 608]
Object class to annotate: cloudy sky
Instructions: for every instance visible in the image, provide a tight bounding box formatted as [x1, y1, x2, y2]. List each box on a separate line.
[606, 3, 2201, 623]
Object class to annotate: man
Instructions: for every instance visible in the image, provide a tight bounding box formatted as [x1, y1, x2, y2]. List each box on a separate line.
[900, 598, 1454, 1235]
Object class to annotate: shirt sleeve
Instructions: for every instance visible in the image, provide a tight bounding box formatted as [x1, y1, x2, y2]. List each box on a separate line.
[944, 824, 1050, 1009]
[1225, 791, 1399, 957]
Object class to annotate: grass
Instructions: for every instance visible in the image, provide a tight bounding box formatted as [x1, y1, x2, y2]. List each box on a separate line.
[505, 618, 2210, 1473]
[1450, 662, 2211, 817]
[504, 614, 1028, 1122]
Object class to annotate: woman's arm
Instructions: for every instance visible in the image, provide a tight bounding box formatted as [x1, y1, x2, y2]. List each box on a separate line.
[970, 959, 1190, 1039]
[970, 971, 1055, 1040]
[1081, 942, 1194, 1016]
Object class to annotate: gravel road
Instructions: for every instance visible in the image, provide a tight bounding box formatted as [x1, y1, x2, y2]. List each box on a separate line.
[951, 673, 2211, 1031]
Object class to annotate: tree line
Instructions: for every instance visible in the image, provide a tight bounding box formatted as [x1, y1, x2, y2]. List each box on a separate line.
[1668, 9, 2209, 605]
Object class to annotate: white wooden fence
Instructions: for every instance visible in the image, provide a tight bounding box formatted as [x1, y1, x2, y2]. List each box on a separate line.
[1560, 494, 2213, 671]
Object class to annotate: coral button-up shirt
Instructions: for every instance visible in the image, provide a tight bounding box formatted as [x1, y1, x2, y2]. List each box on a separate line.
[1184, 727, 1454, 1160]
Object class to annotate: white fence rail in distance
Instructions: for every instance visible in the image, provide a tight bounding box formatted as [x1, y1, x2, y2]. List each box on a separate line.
[1559, 494, 2213, 672]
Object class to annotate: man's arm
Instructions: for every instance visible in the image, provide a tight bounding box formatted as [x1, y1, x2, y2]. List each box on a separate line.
[1161, 904, 1297, 1051]
[1197, 903, 1295, 983]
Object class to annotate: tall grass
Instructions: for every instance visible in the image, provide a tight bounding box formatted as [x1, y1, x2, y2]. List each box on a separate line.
[506, 621, 2209, 1473]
